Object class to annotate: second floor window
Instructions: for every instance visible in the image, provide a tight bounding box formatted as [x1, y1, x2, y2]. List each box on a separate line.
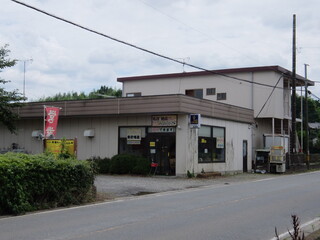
[126, 92, 141, 97]
[217, 92, 227, 100]
[185, 89, 203, 99]
[206, 88, 216, 95]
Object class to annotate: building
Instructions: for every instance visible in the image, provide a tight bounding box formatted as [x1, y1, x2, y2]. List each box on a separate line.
[0, 66, 313, 176]
[118, 65, 314, 157]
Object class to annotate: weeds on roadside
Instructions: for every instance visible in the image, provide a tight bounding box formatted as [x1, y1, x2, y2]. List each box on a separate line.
[275, 215, 305, 240]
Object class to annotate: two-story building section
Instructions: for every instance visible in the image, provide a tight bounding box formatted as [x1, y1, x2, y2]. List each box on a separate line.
[0, 65, 314, 176]
[118, 65, 314, 161]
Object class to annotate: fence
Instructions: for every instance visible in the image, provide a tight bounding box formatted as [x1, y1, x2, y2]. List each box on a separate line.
[288, 153, 320, 170]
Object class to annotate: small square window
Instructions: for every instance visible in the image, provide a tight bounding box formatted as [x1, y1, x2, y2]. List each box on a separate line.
[217, 93, 226, 100]
[206, 88, 216, 95]
[126, 92, 141, 97]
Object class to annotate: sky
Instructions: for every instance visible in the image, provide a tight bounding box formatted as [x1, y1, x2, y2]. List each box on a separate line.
[1, 0, 320, 101]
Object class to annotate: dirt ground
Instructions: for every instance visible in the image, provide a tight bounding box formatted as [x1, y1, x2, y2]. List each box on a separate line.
[306, 229, 320, 240]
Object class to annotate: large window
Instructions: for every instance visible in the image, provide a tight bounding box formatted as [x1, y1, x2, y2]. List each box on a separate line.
[119, 127, 147, 156]
[198, 125, 225, 163]
[185, 89, 203, 99]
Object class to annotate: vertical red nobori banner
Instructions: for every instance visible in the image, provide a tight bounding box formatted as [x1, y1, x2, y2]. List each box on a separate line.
[44, 107, 60, 138]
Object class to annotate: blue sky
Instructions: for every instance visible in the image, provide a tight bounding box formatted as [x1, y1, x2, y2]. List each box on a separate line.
[1, 0, 320, 100]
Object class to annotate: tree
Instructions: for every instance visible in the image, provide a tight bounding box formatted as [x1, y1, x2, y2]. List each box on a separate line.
[38, 85, 122, 101]
[0, 44, 25, 133]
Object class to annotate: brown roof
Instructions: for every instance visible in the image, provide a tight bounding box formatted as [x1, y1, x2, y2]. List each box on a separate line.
[16, 94, 254, 124]
[117, 65, 314, 86]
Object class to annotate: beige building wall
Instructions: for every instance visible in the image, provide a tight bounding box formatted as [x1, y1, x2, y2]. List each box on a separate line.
[175, 115, 252, 176]
[122, 71, 287, 120]
[1, 114, 252, 175]
[0, 115, 152, 160]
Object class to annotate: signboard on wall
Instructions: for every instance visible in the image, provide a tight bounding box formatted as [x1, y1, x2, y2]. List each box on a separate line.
[152, 115, 177, 127]
[216, 137, 224, 148]
[189, 114, 201, 129]
[149, 127, 176, 133]
[45, 139, 76, 156]
[127, 128, 141, 145]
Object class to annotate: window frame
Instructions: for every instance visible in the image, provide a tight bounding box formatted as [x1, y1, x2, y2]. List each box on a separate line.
[217, 92, 227, 100]
[126, 92, 142, 97]
[198, 125, 226, 163]
[206, 88, 216, 96]
[185, 89, 203, 99]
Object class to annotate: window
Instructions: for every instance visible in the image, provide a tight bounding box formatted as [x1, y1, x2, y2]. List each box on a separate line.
[126, 92, 141, 97]
[198, 125, 225, 163]
[185, 89, 203, 99]
[119, 127, 147, 156]
[206, 88, 216, 95]
[217, 92, 227, 100]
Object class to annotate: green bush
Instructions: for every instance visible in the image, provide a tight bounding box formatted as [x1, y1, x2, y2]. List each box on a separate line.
[87, 156, 110, 174]
[109, 154, 150, 175]
[0, 153, 95, 215]
[109, 154, 136, 174]
[132, 157, 150, 175]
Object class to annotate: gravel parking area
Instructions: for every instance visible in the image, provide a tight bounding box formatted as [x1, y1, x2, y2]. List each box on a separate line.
[95, 173, 277, 199]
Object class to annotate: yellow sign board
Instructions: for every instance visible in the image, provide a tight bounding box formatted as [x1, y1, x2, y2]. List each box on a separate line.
[45, 139, 76, 156]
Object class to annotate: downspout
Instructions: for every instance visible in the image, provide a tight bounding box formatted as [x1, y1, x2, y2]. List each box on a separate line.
[251, 72, 255, 170]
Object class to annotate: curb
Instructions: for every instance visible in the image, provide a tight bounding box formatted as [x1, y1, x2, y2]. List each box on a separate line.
[269, 217, 320, 240]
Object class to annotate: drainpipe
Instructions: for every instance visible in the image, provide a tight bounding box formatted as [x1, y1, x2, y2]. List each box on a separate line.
[272, 117, 275, 146]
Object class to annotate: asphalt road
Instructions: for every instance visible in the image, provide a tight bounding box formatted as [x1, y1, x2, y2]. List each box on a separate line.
[1, 171, 320, 240]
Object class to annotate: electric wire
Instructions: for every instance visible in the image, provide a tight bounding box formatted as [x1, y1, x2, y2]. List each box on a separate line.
[136, 0, 265, 67]
[11, 0, 288, 91]
[308, 91, 320, 101]
[255, 75, 283, 118]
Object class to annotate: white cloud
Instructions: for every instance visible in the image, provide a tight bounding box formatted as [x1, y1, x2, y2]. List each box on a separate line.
[1, 0, 320, 100]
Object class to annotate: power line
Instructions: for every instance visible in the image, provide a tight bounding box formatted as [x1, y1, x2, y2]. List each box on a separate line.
[255, 75, 283, 118]
[308, 90, 320, 101]
[137, 0, 264, 66]
[12, 0, 285, 90]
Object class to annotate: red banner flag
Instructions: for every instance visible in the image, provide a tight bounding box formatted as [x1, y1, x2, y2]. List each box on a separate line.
[44, 107, 60, 138]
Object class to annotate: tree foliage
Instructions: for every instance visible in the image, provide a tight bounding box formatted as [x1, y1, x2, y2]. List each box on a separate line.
[296, 94, 320, 153]
[38, 85, 122, 102]
[0, 44, 25, 133]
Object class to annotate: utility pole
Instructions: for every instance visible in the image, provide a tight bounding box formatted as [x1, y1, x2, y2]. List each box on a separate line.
[304, 63, 310, 169]
[291, 14, 297, 155]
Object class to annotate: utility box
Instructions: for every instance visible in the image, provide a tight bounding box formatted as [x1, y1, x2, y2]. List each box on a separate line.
[276, 163, 286, 173]
[269, 146, 286, 173]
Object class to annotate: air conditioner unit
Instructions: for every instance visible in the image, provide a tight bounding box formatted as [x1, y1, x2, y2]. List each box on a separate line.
[84, 129, 95, 138]
[31, 130, 42, 138]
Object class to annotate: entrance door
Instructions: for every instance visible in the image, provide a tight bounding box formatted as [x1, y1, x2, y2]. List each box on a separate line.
[148, 134, 176, 175]
[243, 140, 248, 172]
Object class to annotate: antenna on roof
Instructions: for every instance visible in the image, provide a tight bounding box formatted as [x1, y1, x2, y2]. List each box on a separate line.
[176, 57, 190, 72]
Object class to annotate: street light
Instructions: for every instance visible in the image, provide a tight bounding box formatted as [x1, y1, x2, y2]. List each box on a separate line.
[18, 59, 33, 99]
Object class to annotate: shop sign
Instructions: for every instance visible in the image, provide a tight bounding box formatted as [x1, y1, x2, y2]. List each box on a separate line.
[149, 127, 176, 133]
[127, 140, 141, 145]
[216, 137, 224, 148]
[127, 128, 141, 145]
[152, 115, 177, 127]
[45, 139, 75, 156]
[189, 114, 201, 129]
